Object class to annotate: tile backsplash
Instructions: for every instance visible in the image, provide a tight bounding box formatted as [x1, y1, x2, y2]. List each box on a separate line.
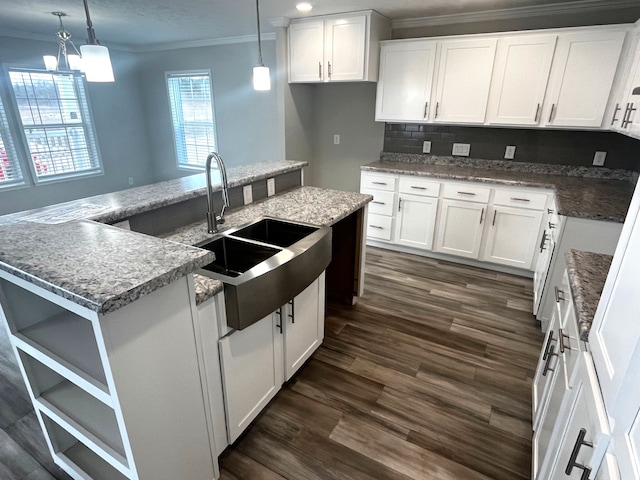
[384, 124, 640, 171]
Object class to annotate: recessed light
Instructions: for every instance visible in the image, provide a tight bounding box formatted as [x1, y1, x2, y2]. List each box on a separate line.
[296, 2, 313, 13]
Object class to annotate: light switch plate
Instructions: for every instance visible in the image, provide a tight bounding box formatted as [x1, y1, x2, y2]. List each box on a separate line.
[333, 134, 340, 145]
[593, 151, 606, 166]
[505, 145, 516, 160]
[267, 178, 275, 197]
[243, 185, 253, 205]
[452, 143, 470, 156]
[422, 141, 431, 154]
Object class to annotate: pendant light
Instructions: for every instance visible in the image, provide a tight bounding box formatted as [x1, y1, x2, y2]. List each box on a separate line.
[42, 12, 83, 72]
[252, 0, 270, 91]
[79, 0, 115, 82]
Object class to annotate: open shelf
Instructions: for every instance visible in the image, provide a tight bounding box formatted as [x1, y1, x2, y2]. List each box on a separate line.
[42, 413, 131, 480]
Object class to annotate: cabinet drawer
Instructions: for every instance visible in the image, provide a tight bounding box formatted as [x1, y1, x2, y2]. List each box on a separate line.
[398, 176, 440, 197]
[442, 183, 491, 203]
[366, 214, 393, 240]
[362, 189, 395, 216]
[361, 172, 396, 192]
[493, 189, 548, 210]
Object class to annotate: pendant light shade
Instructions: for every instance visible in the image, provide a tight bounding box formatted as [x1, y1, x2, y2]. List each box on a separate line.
[43, 55, 58, 71]
[253, 0, 270, 91]
[80, 44, 114, 82]
[42, 12, 83, 72]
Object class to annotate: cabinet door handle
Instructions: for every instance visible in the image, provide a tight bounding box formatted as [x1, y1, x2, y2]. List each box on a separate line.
[328, 61, 332, 79]
[288, 299, 294, 324]
[410, 186, 427, 190]
[398, 198, 402, 212]
[369, 225, 384, 230]
[318, 61, 322, 79]
[492, 209, 497, 226]
[622, 103, 631, 128]
[534, 103, 541, 123]
[539, 231, 548, 253]
[565, 428, 593, 479]
[554, 286, 566, 303]
[435, 102, 440, 118]
[371, 201, 385, 205]
[510, 197, 530, 202]
[548, 221, 556, 229]
[423, 102, 429, 119]
[542, 344, 557, 376]
[479, 207, 484, 224]
[275, 307, 283, 334]
[542, 329, 554, 361]
[611, 103, 621, 126]
[547, 208, 554, 214]
[627, 103, 637, 127]
[559, 328, 572, 353]
[372, 181, 387, 185]
[548, 103, 555, 123]
[457, 191, 476, 196]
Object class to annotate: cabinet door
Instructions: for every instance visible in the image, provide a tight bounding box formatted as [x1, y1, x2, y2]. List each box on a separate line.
[534, 228, 554, 314]
[487, 34, 557, 126]
[434, 199, 487, 259]
[289, 20, 325, 83]
[375, 41, 438, 122]
[395, 194, 438, 250]
[532, 308, 561, 431]
[544, 31, 626, 127]
[434, 38, 497, 124]
[483, 206, 543, 269]
[324, 15, 367, 82]
[541, 353, 611, 480]
[218, 315, 283, 443]
[283, 276, 323, 381]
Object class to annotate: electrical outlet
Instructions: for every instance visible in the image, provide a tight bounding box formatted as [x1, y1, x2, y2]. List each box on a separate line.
[452, 143, 470, 156]
[422, 141, 432, 154]
[128, 177, 134, 185]
[333, 134, 340, 145]
[593, 151, 607, 166]
[243, 185, 253, 205]
[267, 178, 275, 197]
[505, 145, 516, 160]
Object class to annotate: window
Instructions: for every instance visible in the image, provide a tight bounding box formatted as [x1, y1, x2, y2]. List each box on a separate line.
[0, 95, 23, 187]
[9, 69, 102, 182]
[166, 71, 217, 170]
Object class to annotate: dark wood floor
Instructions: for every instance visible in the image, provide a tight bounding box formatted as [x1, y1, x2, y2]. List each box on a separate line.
[219, 247, 544, 480]
[0, 246, 543, 479]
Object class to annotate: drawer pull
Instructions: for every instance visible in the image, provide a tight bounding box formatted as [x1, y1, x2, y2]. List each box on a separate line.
[565, 428, 593, 479]
[288, 299, 295, 324]
[371, 201, 385, 205]
[510, 197, 530, 202]
[611, 103, 621, 126]
[410, 186, 428, 190]
[539, 231, 548, 253]
[548, 221, 556, 229]
[372, 181, 387, 186]
[547, 208, 554, 214]
[559, 328, 572, 353]
[554, 286, 566, 303]
[542, 344, 557, 376]
[275, 307, 283, 334]
[457, 191, 476, 196]
[542, 329, 554, 361]
[369, 225, 384, 230]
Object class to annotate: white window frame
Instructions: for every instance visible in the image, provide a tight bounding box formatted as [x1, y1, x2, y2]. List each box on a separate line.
[7, 68, 103, 184]
[0, 93, 24, 189]
[166, 70, 218, 171]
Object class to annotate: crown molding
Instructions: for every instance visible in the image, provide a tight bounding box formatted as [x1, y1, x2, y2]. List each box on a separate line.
[133, 32, 276, 53]
[392, 0, 640, 29]
[0, 30, 134, 52]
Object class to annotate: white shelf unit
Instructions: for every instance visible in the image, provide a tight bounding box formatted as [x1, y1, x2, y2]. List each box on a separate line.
[0, 271, 217, 480]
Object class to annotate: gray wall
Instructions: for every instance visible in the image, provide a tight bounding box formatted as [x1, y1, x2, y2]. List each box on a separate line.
[0, 37, 153, 215]
[136, 40, 279, 181]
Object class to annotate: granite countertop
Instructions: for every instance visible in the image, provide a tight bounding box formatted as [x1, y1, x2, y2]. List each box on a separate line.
[565, 249, 613, 341]
[193, 274, 224, 306]
[0, 160, 307, 226]
[362, 154, 636, 222]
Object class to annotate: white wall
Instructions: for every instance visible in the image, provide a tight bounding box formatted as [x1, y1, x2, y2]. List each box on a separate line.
[136, 40, 279, 181]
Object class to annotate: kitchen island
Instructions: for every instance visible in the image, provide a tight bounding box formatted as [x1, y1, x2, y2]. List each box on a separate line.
[0, 161, 372, 480]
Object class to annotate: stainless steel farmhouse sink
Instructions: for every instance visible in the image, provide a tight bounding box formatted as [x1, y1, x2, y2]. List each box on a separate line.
[197, 217, 332, 330]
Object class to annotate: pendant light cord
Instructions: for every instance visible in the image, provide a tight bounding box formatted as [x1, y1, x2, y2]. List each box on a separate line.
[255, 0, 264, 66]
[83, 0, 99, 45]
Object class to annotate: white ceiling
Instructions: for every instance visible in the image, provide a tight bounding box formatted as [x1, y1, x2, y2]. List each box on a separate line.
[0, 0, 639, 50]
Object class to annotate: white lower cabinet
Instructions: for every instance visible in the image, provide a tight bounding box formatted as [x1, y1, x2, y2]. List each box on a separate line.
[218, 273, 325, 444]
[434, 198, 487, 259]
[395, 194, 438, 249]
[482, 206, 544, 269]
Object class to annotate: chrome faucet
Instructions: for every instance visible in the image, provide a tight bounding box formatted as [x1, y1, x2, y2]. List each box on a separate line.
[205, 152, 230, 234]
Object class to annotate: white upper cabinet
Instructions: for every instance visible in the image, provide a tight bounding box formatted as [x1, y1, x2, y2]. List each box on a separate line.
[486, 34, 557, 126]
[375, 40, 438, 122]
[289, 11, 390, 83]
[543, 30, 626, 128]
[433, 38, 497, 124]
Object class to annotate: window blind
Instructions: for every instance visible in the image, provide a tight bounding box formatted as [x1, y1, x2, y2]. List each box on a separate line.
[0, 95, 23, 186]
[9, 70, 102, 181]
[167, 72, 217, 169]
